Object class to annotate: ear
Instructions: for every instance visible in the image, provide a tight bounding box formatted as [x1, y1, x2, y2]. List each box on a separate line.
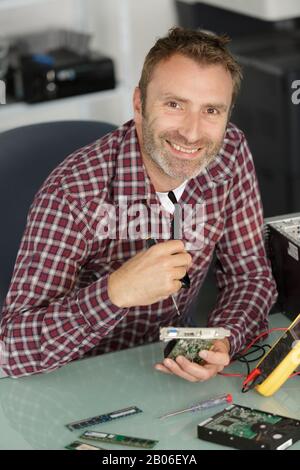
[133, 87, 143, 125]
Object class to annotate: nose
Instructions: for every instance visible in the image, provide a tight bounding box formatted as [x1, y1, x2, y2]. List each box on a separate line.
[178, 111, 202, 145]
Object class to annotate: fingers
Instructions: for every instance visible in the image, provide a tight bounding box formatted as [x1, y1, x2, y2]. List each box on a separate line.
[155, 356, 220, 383]
[169, 252, 192, 269]
[154, 363, 173, 375]
[149, 241, 192, 265]
[154, 339, 230, 383]
[170, 252, 192, 268]
[173, 267, 188, 280]
[174, 356, 220, 381]
[199, 349, 230, 367]
[171, 280, 183, 294]
[151, 240, 185, 255]
[157, 358, 200, 382]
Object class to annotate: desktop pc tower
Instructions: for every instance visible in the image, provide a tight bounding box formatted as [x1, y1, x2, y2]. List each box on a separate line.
[230, 31, 300, 217]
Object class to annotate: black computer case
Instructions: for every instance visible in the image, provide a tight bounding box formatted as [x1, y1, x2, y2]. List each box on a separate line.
[265, 214, 300, 321]
[175, 3, 300, 217]
[230, 31, 300, 217]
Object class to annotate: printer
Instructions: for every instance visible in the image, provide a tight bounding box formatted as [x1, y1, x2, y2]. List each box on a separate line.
[9, 29, 116, 103]
[19, 48, 115, 103]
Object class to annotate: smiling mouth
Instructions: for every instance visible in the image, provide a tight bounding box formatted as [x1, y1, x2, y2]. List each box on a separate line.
[166, 140, 202, 156]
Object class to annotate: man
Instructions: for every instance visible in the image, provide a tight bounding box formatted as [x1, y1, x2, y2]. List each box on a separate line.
[0, 27, 277, 379]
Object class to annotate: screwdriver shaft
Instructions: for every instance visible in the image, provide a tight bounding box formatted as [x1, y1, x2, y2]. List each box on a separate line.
[158, 394, 232, 419]
[171, 295, 181, 316]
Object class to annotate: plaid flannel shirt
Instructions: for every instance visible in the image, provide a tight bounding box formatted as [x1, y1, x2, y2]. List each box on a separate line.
[0, 120, 277, 377]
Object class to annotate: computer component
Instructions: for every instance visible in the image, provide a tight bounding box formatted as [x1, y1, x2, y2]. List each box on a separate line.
[238, 215, 300, 396]
[19, 48, 115, 103]
[9, 29, 115, 103]
[80, 431, 158, 449]
[159, 327, 230, 341]
[175, 1, 284, 38]
[265, 215, 300, 321]
[160, 327, 230, 365]
[197, 404, 300, 450]
[66, 406, 142, 431]
[163, 338, 213, 365]
[65, 440, 105, 450]
[230, 30, 300, 217]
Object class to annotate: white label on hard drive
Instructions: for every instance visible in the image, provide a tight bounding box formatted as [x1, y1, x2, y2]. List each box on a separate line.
[199, 417, 213, 426]
[288, 242, 299, 261]
[277, 439, 292, 450]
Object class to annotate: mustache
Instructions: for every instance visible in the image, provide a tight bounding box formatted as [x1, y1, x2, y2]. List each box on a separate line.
[160, 131, 212, 148]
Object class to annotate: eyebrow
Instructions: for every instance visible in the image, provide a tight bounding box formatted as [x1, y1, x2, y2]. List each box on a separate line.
[159, 93, 189, 103]
[159, 93, 228, 112]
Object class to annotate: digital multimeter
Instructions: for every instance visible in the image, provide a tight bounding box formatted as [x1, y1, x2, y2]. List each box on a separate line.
[242, 313, 300, 396]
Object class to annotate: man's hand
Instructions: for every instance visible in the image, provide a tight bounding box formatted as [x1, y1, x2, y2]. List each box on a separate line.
[107, 240, 191, 308]
[155, 338, 230, 382]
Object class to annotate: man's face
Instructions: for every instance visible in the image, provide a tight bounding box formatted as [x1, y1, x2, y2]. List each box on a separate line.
[134, 53, 233, 182]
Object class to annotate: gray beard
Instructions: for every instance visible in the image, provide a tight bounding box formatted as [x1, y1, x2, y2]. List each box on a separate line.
[142, 118, 223, 181]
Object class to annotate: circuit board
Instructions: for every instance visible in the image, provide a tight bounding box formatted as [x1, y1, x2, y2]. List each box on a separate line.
[66, 406, 142, 431]
[65, 440, 105, 450]
[197, 404, 300, 450]
[80, 431, 158, 449]
[164, 338, 213, 365]
[160, 327, 230, 341]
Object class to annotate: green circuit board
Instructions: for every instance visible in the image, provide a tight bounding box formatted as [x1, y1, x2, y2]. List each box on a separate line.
[65, 440, 105, 450]
[164, 338, 213, 365]
[80, 430, 158, 449]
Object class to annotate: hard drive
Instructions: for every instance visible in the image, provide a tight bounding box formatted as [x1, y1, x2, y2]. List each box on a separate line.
[197, 404, 300, 450]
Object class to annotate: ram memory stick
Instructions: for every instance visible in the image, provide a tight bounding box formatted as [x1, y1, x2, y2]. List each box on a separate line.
[65, 440, 105, 450]
[66, 406, 143, 431]
[80, 430, 158, 449]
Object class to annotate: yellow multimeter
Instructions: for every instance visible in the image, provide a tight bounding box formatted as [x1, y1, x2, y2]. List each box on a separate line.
[242, 313, 300, 397]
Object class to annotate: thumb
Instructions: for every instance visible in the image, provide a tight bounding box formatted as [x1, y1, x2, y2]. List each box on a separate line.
[199, 349, 230, 366]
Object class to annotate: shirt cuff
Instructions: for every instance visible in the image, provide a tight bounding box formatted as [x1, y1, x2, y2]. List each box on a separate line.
[75, 273, 129, 332]
[207, 321, 244, 358]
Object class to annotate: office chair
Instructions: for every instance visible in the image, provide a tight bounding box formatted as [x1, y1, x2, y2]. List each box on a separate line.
[0, 120, 117, 308]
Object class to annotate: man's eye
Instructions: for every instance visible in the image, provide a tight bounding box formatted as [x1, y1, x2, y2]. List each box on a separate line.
[206, 107, 218, 115]
[167, 101, 180, 109]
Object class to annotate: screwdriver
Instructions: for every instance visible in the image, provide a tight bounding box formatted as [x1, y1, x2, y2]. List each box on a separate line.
[146, 238, 181, 316]
[158, 393, 233, 419]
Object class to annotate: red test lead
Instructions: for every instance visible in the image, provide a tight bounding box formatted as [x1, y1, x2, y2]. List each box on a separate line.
[242, 368, 261, 393]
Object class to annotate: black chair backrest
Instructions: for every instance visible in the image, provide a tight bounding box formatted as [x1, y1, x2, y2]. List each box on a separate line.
[0, 120, 117, 306]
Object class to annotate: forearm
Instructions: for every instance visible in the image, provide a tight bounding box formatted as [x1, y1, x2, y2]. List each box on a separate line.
[0, 274, 128, 377]
[207, 268, 278, 357]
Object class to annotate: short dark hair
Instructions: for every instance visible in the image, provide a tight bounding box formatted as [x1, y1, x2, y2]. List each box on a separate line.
[138, 26, 242, 113]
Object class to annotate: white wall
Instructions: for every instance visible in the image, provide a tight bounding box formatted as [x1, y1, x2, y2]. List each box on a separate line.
[87, 0, 177, 94]
[0, 0, 77, 36]
[85, 0, 177, 120]
[0, 0, 178, 130]
[0, 0, 177, 89]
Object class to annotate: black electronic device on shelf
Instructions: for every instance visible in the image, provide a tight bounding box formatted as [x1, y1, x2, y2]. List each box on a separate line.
[8, 29, 116, 104]
[19, 48, 115, 103]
